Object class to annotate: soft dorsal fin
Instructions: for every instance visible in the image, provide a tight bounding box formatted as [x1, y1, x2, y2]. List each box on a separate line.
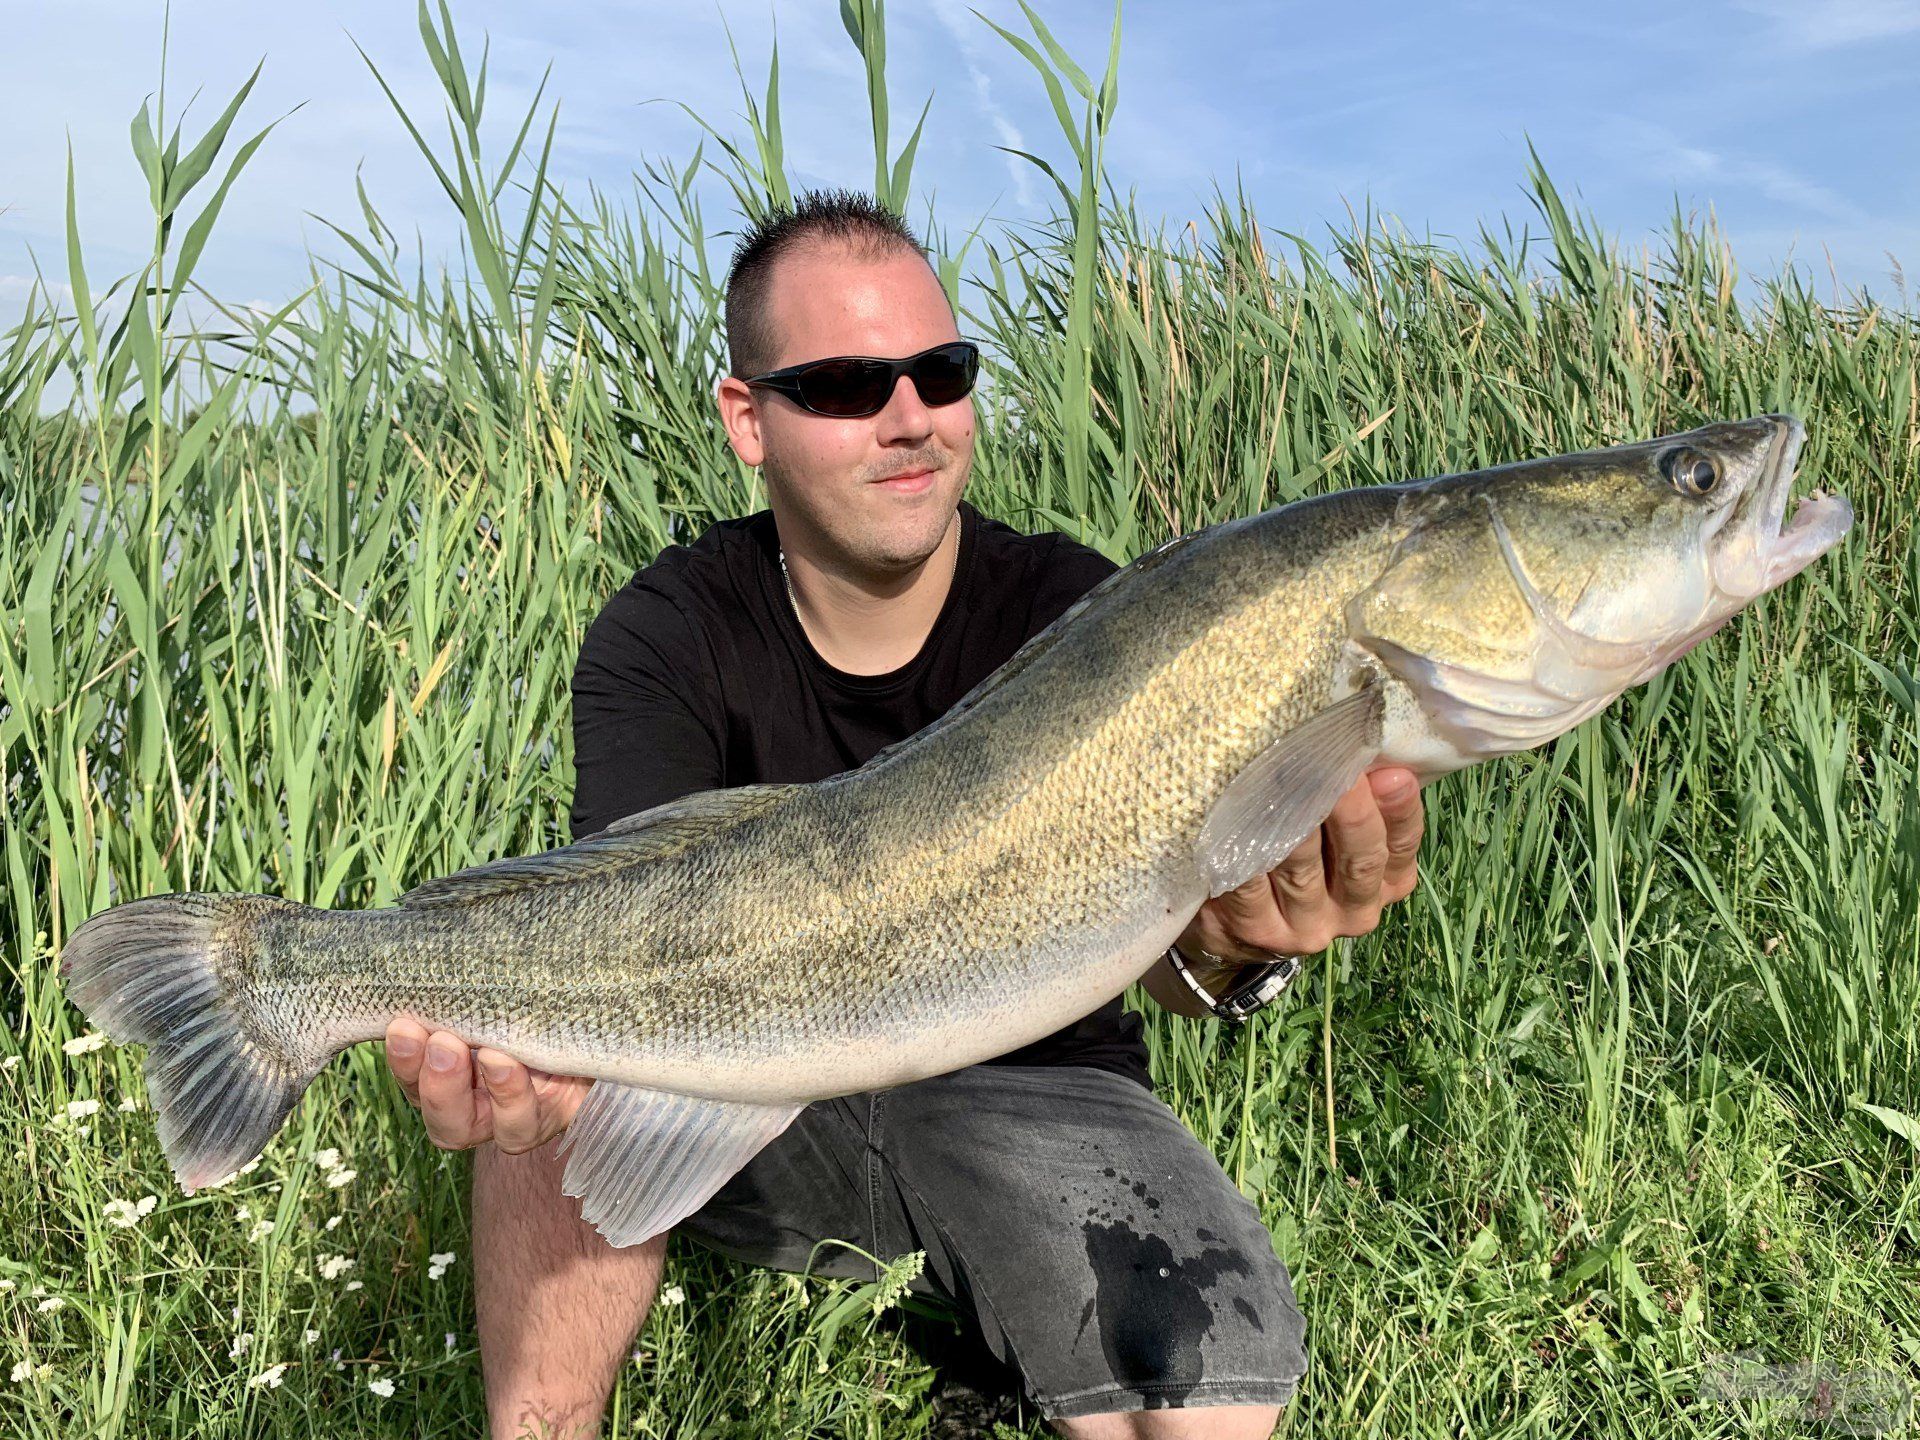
[859, 528, 1208, 773]
[398, 784, 800, 909]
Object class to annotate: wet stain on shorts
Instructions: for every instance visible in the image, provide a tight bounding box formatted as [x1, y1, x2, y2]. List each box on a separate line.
[1073, 1217, 1255, 1407]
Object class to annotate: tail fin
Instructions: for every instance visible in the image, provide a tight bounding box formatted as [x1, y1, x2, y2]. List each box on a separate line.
[60, 893, 320, 1191]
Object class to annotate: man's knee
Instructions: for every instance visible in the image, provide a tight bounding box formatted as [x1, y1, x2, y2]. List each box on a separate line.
[1052, 1401, 1283, 1439]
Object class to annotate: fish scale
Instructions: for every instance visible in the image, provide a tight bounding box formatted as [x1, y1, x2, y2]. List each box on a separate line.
[60, 413, 1852, 1247]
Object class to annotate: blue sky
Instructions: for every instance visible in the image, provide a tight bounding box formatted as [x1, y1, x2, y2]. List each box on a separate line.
[3, 0, 1917, 325]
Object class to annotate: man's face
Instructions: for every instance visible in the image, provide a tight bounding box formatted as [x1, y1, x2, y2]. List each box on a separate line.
[722, 241, 974, 576]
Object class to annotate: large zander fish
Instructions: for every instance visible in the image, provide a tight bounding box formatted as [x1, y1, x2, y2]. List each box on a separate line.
[62, 414, 1852, 1246]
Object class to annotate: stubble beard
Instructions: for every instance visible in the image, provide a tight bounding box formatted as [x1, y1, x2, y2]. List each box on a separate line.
[763, 445, 967, 578]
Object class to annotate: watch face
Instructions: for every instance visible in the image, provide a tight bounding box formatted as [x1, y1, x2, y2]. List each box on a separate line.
[1168, 945, 1302, 1020]
[1218, 955, 1303, 1019]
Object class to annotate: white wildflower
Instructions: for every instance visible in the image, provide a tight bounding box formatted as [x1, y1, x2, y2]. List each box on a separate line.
[0, 1280, 13, 1293]
[247, 1220, 274, 1242]
[62, 1033, 107, 1056]
[228, 1332, 253, 1359]
[117, 1095, 139, 1112]
[1, 1056, 19, 1072]
[314, 1149, 341, 1171]
[102, 1195, 157, 1229]
[65, 1099, 100, 1121]
[323, 1216, 342, 1232]
[658, 1284, 685, 1307]
[30, 1285, 44, 1297]
[302, 1329, 320, 1346]
[317, 1255, 355, 1281]
[344, 1280, 363, 1292]
[9, 1360, 30, 1383]
[426, 1251, 456, 1280]
[235, 1206, 251, 1222]
[323, 1168, 357, 1189]
[444, 1332, 456, 1352]
[247, 1361, 289, 1389]
[367, 1376, 394, 1397]
[35, 1297, 63, 1313]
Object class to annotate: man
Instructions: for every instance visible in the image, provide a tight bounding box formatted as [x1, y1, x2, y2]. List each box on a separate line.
[385, 190, 1424, 1439]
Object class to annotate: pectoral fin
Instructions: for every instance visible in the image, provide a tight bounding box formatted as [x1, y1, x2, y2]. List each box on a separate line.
[1195, 686, 1384, 897]
[556, 1082, 803, 1248]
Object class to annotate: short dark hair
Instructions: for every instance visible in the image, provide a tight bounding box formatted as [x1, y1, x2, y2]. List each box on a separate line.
[724, 189, 933, 378]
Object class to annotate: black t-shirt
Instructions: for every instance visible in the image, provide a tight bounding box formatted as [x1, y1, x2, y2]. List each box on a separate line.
[568, 497, 1152, 1088]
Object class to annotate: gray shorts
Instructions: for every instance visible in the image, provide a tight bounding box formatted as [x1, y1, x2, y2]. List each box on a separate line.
[678, 1064, 1308, 1421]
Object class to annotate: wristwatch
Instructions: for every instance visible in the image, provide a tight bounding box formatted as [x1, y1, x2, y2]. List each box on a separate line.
[1163, 940, 1303, 1023]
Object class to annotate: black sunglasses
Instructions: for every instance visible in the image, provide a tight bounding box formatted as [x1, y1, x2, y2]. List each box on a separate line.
[744, 340, 980, 418]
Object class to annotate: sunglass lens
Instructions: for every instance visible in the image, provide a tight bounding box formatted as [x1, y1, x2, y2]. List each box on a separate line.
[796, 358, 893, 417]
[911, 344, 978, 405]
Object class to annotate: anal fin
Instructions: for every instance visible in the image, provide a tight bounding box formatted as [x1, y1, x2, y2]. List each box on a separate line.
[1196, 686, 1385, 897]
[556, 1082, 803, 1248]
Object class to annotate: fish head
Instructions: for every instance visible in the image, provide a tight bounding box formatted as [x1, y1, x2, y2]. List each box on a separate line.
[1351, 414, 1852, 761]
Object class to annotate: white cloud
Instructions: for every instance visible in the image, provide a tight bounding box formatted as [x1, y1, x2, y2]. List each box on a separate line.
[0, 274, 71, 304]
[1622, 122, 1866, 225]
[1736, 0, 1920, 47]
[926, 0, 1036, 209]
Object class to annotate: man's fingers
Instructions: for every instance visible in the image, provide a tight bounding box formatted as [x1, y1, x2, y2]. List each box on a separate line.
[1370, 766, 1424, 900]
[1321, 776, 1388, 914]
[476, 1048, 542, 1155]
[533, 1071, 593, 1141]
[1192, 875, 1276, 956]
[1191, 773, 1423, 965]
[1269, 826, 1335, 953]
[417, 1031, 486, 1150]
[384, 1017, 429, 1107]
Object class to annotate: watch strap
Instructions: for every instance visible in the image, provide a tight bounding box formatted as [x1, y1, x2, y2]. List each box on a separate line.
[1164, 941, 1303, 1022]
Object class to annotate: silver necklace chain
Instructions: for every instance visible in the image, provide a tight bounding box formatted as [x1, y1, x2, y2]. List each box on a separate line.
[778, 524, 959, 619]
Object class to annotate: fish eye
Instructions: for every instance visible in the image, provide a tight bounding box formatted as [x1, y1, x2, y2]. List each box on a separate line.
[1660, 446, 1721, 497]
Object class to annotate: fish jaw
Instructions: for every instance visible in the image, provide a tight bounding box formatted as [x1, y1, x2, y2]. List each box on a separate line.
[1708, 414, 1853, 602]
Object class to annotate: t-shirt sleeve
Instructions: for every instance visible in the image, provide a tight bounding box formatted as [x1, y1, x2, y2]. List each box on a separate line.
[568, 581, 726, 843]
[1027, 534, 1121, 635]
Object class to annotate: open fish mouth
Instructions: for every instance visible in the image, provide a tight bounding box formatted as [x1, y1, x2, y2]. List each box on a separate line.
[1719, 414, 1853, 596]
[1759, 415, 1853, 588]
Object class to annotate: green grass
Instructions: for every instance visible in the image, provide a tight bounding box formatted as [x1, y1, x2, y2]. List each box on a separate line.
[4, 2, 1920, 1435]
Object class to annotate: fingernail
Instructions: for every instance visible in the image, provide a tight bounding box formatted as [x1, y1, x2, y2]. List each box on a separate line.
[426, 1044, 460, 1073]
[388, 1036, 419, 1060]
[481, 1059, 512, 1087]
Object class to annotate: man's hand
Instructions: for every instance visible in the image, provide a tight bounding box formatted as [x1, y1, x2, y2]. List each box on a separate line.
[1179, 766, 1424, 966]
[384, 1018, 592, 1155]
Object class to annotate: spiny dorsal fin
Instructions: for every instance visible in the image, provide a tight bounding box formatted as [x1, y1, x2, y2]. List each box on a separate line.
[860, 528, 1208, 773]
[398, 784, 800, 909]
